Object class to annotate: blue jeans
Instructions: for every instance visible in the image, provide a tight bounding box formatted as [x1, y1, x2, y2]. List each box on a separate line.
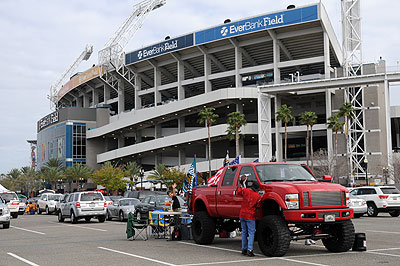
[240, 218, 256, 251]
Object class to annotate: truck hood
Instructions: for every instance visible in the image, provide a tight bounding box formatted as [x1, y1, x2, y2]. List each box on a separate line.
[261, 181, 346, 194]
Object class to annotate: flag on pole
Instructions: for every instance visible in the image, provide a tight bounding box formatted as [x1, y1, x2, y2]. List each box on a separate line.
[186, 155, 197, 209]
[207, 155, 241, 186]
[223, 150, 230, 166]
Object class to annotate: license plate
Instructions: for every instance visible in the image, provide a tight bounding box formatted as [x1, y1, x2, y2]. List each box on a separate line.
[393, 197, 398, 200]
[324, 214, 335, 222]
[89, 203, 95, 207]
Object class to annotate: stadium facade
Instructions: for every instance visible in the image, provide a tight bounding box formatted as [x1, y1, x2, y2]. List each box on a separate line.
[36, 3, 396, 185]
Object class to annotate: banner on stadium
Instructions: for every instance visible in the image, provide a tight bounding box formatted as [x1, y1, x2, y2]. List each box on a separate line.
[195, 5, 318, 45]
[57, 66, 102, 100]
[125, 34, 194, 65]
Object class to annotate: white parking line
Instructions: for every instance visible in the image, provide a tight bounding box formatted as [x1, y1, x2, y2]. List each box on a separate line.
[98, 247, 176, 266]
[368, 247, 400, 252]
[178, 241, 264, 256]
[367, 251, 400, 258]
[7, 253, 40, 266]
[57, 223, 108, 232]
[367, 230, 400, 235]
[280, 258, 329, 266]
[180, 257, 275, 266]
[11, 226, 46, 235]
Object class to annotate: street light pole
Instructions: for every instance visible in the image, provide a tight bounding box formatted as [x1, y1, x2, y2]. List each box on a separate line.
[364, 158, 368, 186]
[140, 168, 144, 191]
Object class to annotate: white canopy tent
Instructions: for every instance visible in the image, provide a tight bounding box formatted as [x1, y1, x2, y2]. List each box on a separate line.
[0, 184, 8, 192]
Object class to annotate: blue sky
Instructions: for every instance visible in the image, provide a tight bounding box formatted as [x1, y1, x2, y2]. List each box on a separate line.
[0, 0, 399, 174]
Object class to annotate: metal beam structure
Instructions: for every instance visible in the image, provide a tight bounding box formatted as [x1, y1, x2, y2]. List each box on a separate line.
[342, 0, 367, 180]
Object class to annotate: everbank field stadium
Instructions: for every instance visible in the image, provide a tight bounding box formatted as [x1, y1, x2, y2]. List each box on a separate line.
[35, 2, 400, 190]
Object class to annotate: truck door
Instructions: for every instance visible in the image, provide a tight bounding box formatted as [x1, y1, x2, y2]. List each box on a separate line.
[216, 166, 239, 218]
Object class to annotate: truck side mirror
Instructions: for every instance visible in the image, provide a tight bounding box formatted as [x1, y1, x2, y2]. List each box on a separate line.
[323, 175, 332, 182]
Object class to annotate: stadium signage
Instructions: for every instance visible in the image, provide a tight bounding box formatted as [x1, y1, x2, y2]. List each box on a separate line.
[126, 34, 194, 65]
[195, 5, 318, 45]
[37, 111, 59, 132]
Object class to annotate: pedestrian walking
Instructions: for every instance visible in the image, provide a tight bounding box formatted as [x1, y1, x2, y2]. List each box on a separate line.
[236, 175, 261, 257]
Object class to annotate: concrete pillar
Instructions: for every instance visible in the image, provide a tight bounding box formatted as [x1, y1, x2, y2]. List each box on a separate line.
[93, 89, 99, 106]
[155, 153, 162, 165]
[204, 54, 212, 93]
[177, 61, 185, 100]
[275, 96, 283, 161]
[83, 93, 90, 107]
[178, 117, 185, 133]
[118, 79, 125, 114]
[155, 124, 162, 139]
[118, 135, 125, 148]
[324, 32, 331, 79]
[104, 85, 110, 102]
[178, 148, 186, 166]
[154, 67, 161, 106]
[136, 130, 142, 143]
[134, 75, 142, 110]
[76, 96, 83, 107]
[324, 32, 333, 166]
[235, 47, 242, 87]
[273, 38, 280, 84]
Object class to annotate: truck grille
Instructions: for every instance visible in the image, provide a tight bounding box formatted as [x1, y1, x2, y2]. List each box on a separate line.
[310, 191, 342, 207]
[303, 192, 310, 207]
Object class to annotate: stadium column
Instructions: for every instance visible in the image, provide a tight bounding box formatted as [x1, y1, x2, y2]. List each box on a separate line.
[204, 53, 212, 93]
[178, 117, 185, 133]
[155, 123, 161, 139]
[134, 75, 142, 109]
[83, 92, 90, 107]
[153, 63, 162, 106]
[272, 36, 280, 84]
[275, 96, 283, 161]
[92, 89, 99, 106]
[118, 78, 125, 114]
[324, 31, 333, 165]
[231, 39, 243, 87]
[178, 148, 186, 166]
[104, 85, 110, 103]
[177, 59, 185, 100]
[118, 134, 125, 148]
[236, 103, 245, 157]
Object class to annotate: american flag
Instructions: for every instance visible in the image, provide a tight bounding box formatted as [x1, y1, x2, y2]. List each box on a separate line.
[207, 155, 241, 186]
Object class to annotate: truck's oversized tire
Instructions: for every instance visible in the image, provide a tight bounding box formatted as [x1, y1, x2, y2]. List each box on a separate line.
[192, 211, 216, 244]
[389, 210, 400, 217]
[322, 220, 355, 252]
[257, 215, 290, 257]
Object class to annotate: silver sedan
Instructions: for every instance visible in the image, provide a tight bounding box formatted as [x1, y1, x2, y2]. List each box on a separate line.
[106, 198, 141, 221]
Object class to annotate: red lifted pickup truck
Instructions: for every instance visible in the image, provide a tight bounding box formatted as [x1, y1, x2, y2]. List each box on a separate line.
[189, 162, 355, 257]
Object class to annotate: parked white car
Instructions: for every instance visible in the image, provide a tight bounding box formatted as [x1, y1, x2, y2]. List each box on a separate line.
[0, 197, 11, 228]
[0, 191, 20, 218]
[348, 198, 367, 218]
[38, 193, 62, 214]
[349, 186, 400, 217]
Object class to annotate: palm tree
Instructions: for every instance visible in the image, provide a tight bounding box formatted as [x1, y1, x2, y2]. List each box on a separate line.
[300, 111, 318, 169]
[20, 167, 40, 197]
[7, 168, 21, 180]
[125, 161, 142, 190]
[198, 108, 219, 177]
[64, 164, 92, 192]
[43, 158, 64, 170]
[226, 112, 247, 157]
[339, 102, 355, 179]
[41, 166, 64, 191]
[327, 114, 345, 179]
[276, 104, 294, 162]
[148, 164, 166, 190]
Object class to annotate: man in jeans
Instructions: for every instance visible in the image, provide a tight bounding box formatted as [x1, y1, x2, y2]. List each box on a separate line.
[237, 176, 261, 257]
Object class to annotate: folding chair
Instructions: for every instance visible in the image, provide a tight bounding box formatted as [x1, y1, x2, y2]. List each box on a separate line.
[149, 211, 161, 238]
[127, 212, 149, 241]
[158, 213, 171, 239]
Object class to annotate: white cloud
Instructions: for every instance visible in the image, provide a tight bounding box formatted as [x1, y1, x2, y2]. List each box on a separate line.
[0, 0, 399, 174]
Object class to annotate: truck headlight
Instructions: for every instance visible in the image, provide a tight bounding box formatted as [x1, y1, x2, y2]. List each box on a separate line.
[285, 194, 299, 209]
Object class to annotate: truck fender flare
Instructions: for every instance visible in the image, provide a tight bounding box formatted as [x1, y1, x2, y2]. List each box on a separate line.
[193, 195, 212, 215]
[261, 192, 287, 210]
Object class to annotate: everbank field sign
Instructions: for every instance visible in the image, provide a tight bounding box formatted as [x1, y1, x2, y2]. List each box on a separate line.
[125, 5, 318, 65]
[195, 5, 318, 44]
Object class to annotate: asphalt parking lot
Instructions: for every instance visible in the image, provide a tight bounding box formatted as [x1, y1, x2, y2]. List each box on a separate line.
[0, 214, 399, 266]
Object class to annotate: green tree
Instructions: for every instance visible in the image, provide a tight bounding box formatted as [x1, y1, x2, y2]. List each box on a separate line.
[300, 111, 318, 169]
[339, 102, 355, 180]
[276, 104, 294, 162]
[7, 168, 21, 180]
[198, 107, 219, 178]
[226, 112, 247, 157]
[41, 166, 64, 191]
[19, 167, 40, 197]
[327, 113, 345, 179]
[124, 161, 142, 190]
[43, 158, 64, 171]
[91, 162, 126, 195]
[162, 167, 187, 191]
[64, 164, 92, 192]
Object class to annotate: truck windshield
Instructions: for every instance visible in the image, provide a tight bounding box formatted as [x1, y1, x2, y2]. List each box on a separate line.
[255, 164, 316, 182]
